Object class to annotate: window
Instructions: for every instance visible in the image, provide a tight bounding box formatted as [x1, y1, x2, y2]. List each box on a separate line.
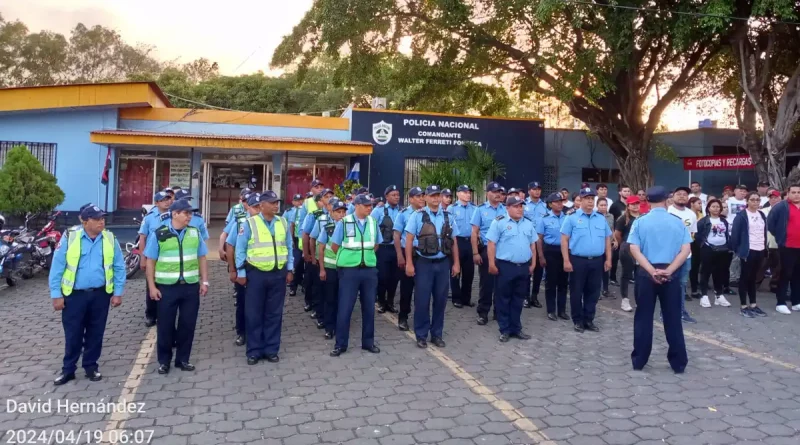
[543, 165, 558, 195]
[0, 141, 57, 174]
[404, 158, 439, 197]
[581, 168, 619, 184]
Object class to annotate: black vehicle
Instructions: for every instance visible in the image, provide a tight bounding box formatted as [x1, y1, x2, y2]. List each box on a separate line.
[124, 217, 142, 279]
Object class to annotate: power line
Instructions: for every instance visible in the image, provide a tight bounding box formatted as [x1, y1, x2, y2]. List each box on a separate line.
[560, 0, 800, 26]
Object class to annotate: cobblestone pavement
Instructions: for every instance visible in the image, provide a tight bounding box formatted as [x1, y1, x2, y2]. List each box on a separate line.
[1, 262, 799, 445]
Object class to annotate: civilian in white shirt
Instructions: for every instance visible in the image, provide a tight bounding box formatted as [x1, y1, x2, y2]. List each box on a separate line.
[690, 181, 708, 213]
[757, 181, 770, 207]
[560, 188, 573, 209]
[669, 186, 698, 323]
[729, 192, 768, 318]
[695, 199, 732, 308]
[594, 183, 613, 208]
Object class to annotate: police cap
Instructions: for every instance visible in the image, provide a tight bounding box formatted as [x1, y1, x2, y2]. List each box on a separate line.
[456, 184, 473, 192]
[168, 199, 193, 212]
[154, 191, 170, 202]
[259, 191, 280, 203]
[240, 187, 253, 197]
[80, 205, 106, 220]
[527, 181, 542, 190]
[486, 182, 503, 192]
[579, 187, 596, 197]
[646, 186, 669, 203]
[331, 200, 347, 212]
[384, 185, 399, 196]
[408, 187, 424, 197]
[354, 194, 373, 206]
[292, 193, 303, 201]
[426, 185, 442, 195]
[442, 188, 452, 197]
[246, 193, 261, 206]
[546, 192, 565, 203]
[505, 196, 525, 207]
[310, 179, 324, 188]
[175, 190, 193, 201]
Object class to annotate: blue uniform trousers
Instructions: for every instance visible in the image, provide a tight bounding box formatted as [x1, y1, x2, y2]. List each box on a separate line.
[322, 267, 339, 334]
[336, 267, 377, 350]
[528, 262, 544, 301]
[245, 267, 286, 358]
[451, 237, 475, 305]
[632, 265, 688, 372]
[376, 245, 400, 308]
[414, 257, 451, 341]
[495, 260, 530, 335]
[234, 282, 246, 337]
[398, 266, 415, 322]
[61, 288, 112, 375]
[145, 286, 157, 321]
[543, 246, 569, 315]
[303, 260, 315, 306]
[290, 247, 304, 291]
[310, 263, 324, 317]
[569, 255, 603, 325]
[477, 246, 497, 319]
[156, 283, 200, 366]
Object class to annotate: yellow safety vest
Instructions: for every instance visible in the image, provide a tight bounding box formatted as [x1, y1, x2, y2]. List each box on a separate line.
[61, 229, 115, 296]
[246, 215, 289, 271]
[304, 197, 318, 214]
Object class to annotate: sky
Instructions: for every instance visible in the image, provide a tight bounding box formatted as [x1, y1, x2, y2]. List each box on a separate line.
[1, 0, 314, 75]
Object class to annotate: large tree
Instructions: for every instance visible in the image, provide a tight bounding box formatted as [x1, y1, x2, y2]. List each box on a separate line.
[272, 0, 737, 190]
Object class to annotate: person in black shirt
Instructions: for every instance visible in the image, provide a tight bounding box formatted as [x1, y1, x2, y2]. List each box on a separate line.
[608, 186, 631, 286]
[614, 195, 640, 312]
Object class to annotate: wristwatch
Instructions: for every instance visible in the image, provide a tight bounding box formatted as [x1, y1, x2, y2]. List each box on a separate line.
[202, 281, 210, 286]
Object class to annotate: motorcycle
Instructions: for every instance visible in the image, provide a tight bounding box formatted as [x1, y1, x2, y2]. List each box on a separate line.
[124, 217, 141, 279]
[13, 212, 62, 281]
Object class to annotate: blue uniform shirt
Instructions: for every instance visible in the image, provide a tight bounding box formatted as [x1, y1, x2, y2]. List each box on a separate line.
[310, 213, 334, 240]
[628, 207, 692, 264]
[234, 214, 294, 277]
[404, 206, 458, 260]
[330, 216, 384, 246]
[138, 211, 170, 236]
[48, 230, 126, 298]
[560, 209, 612, 257]
[283, 207, 296, 223]
[487, 215, 536, 263]
[524, 198, 548, 224]
[302, 208, 328, 235]
[450, 201, 477, 237]
[394, 207, 416, 248]
[471, 202, 507, 245]
[296, 206, 308, 230]
[190, 213, 209, 241]
[223, 218, 238, 236]
[537, 210, 567, 246]
[372, 204, 401, 243]
[144, 225, 209, 261]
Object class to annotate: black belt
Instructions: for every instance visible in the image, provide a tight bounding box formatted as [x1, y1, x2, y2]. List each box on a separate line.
[418, 256, 448, 263]
[497, 259, 531, 267]
[570, 254, 602, 260]
[75, 286, 105, 292]
[379, 243, 394, 247]
[456, 236, 470, 240]
[543, 244, 561, 251]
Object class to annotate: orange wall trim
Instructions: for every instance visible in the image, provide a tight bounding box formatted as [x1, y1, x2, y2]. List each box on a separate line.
[120, 107, 350, 130]
[0, 83, 169, 112]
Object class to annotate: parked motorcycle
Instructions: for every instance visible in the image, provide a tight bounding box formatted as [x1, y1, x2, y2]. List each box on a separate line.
[124, 217, 141, 279]
[0, 212, 62, 286]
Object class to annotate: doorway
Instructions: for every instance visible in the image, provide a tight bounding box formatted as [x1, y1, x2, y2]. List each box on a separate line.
[201, 161, 271, 224]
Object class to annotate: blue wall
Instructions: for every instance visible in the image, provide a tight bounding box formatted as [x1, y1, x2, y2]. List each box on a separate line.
[350, 110, 545, 194]
[0, 109, 119, 212]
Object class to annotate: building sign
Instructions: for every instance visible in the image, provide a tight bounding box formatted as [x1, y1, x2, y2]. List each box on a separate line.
[683, 155, 753, 171]
[370, 116, 485, 147]
[169, 159, 191, 189]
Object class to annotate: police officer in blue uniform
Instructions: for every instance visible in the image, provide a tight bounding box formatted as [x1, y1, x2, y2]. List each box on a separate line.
[629, 186, 690, 373]
[235, 191, 294, 365]
[450, 184, 477, 308]
[302, 189, 335, 319]
[138, 191, 173, 327]
[346, 187, 370, 215]
[223, 192, 260, 346]
[315, 200, 348, 339]
[394, 187, 425, 331]
[561, 187, 612, 332]
[487, 196, 537, 343]
[284, 194, 305, 296]
[309, 196, 341, 329]
[144, 199, 210, 374]
[525, 181, 548, 309]
[175, 190, 210, 241]
[404, 185, 460, 349]
[49, 206, 126, 385]
[373, 185, 402, 313]
[225, 188, 253, 226]
[537, 193, 570, 321]
[471, 182, 507, 325]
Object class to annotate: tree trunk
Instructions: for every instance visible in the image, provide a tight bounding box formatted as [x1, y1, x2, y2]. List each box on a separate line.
[616, 145, 652, 194]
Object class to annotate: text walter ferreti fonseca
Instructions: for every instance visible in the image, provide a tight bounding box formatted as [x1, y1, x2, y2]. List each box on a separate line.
[7, 398, 145, 414]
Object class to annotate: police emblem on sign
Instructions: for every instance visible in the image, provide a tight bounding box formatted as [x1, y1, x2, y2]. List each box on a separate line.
[372, 121, 392, 145]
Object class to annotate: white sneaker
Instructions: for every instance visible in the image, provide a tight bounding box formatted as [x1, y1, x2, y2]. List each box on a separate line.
[792, 304, 800, 311]
[715, 295, 731, 307]
[699, 295, 711, 308]
[621, 298, 633, 312]
[776, 305, 792, 315]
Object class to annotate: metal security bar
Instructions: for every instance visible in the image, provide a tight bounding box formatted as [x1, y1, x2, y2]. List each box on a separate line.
[0, 141, 58, 174]
[403, 157, 439, 198]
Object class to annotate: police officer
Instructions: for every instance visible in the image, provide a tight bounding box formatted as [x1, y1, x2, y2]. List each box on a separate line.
[561, 187, 612, 332]
[450, 185, 477, 308]
[315, 200, 348, 339]
[284, 193, 305, 296]
[471, 181, 507, 325]
[49, 206, 126, 385]
[303, 189, 335, 319]
[373, 185, 402, 313]
[525, 181, 548, 309]
[234, 191, 294, 365]
[220, 188, 252, 260]
[329, 194, 382, 356]
[628, 186, 690, 373]
[175, 191, 210, 241]
[346, 187, 370, 215]
[298, 180, 325, 307]
[487, 196, 536, 342]
[537, 193, 570, 321]
[144, 199, 209, 374]
[405, 185, 460, 349]
[441, 188, 453, 211]
[224, 192, 260, 346]
[309, 195, 340, 329]
[138, 191, 173, 327]
[394, 187, 425, 331]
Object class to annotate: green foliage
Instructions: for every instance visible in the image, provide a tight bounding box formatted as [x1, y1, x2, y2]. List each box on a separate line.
[417, 143, 504, 192]
[0, 145, 65, 215]
[650, 139, 680, 164]
[334, 180, 363, 201]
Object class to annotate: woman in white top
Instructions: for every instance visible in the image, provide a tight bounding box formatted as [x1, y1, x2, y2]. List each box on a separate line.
[695, 199, 732, 308]
[730, 192, 768, 318]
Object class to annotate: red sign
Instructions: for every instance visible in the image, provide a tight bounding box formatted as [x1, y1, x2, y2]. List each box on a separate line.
[683, 155, 753, 171]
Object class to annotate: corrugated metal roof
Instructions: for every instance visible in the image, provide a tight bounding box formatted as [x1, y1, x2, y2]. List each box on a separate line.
[91, 129, 372, 146]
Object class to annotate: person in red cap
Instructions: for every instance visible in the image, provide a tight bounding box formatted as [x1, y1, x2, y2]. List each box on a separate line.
[636, 189, 650, 214]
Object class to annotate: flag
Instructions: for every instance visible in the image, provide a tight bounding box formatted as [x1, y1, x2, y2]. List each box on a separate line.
[346, 162, 360, 182]
[100, 147, 111, 185]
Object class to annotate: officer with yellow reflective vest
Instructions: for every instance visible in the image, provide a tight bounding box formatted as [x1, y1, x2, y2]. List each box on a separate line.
[49, 206, 126, 386]
[298, 180, 326, 311]
[144, 199, 210, 375]
[309, 195, 340, 329]
[302, 189, 335, 319]
[329, 194, 383, 357]
[223, 192, 260, 346]
[315, 200, 348, 339]
[223, 188, 253, 237]
[138, 191, 174, 327]
[284, 193, 305, 296]
[175, 190, 210, 242]
[404, 185, 461, 349]
[235, 190, 294, 365]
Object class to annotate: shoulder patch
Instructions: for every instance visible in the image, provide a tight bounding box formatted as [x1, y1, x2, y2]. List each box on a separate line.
[238, 224, 245, 235]
[159, 213, 170, 221]
[495, 215, 504, 221]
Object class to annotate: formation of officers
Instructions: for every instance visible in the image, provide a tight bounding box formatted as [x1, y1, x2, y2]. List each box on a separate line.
[47, 179, 693, 385]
